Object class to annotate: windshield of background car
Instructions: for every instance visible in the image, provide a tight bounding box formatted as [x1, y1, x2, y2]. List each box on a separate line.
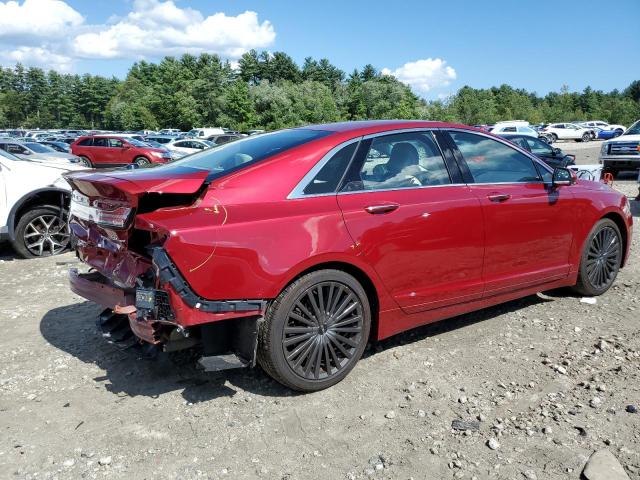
[24, 142, 55, 153]
[623, 120, 640, 136]
[162, 129, 333, 177]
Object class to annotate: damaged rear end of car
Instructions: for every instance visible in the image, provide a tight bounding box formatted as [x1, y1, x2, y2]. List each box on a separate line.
[64, 165, 265, 371]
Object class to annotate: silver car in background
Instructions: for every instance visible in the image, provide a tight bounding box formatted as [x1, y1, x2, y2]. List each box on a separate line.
[0, 140, 81, 165]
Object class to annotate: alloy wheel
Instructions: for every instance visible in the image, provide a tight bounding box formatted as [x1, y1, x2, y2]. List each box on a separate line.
[23, 214, 70, 256]
[282, 281, 364, 380]
[585, 226, 621, 290]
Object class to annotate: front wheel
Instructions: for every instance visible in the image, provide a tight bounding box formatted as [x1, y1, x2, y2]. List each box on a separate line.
[11, 205, 70, 258]
[581, 133, 591, 142]
[573, 219, 622, 296]
[257, 269, 371, 392]
[134, 156, 151, 167]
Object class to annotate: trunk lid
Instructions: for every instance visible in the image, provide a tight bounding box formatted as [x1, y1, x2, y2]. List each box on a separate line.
[64, 165, 210, 288]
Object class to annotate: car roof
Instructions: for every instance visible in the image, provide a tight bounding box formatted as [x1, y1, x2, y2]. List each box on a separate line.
[302, 120, 473, 135]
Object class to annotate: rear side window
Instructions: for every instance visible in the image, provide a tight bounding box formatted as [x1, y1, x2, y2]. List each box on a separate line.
[303, 142, 358, 195]
[78, 138, 93, 146]
[92, 138, 108, 147]
[502, 126, 517, 132]
[449, 131, 541, 184]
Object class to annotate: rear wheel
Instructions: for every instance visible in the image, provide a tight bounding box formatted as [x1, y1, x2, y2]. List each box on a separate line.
[11, 205, 70, 258]
[550, 133, 558, 142]
[257, 269, 371, 392]
[573, 219, 622, 296]
[614, 129, 623, 137]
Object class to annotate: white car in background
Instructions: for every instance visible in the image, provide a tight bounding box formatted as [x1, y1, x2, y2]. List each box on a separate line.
[165, 139, 215, 158]
[579, 121, 626, 136]
[540, 123, 593, 142]
[0, 149, 84, 258]
[490, 123, 539, 137]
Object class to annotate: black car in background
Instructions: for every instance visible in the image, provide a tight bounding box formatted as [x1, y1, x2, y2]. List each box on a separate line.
[498, 133, 575, 168]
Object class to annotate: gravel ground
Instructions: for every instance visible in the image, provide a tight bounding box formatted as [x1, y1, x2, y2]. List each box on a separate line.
[1, 143, 639, 480]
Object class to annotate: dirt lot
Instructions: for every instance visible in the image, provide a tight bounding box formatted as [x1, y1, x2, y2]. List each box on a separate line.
[1, 142, 639, 480]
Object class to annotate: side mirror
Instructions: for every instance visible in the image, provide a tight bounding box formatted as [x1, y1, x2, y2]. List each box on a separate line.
[552, 167, 576, 187]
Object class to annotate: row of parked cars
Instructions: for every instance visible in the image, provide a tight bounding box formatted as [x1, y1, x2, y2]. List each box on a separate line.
[478, 119, 627, 144]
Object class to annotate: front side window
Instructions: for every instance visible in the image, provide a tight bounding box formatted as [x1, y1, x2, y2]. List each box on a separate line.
[449, 131, 541, 184]
[108, 138, 123, 148]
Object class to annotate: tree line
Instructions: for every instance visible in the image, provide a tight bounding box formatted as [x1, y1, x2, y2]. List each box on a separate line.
[1, 51, 639, 131]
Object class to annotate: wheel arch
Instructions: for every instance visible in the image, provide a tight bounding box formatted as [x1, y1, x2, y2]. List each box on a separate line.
[276, 260, 382, 341]
[601, 211, 629, 267]
[7, 188, 70, 241]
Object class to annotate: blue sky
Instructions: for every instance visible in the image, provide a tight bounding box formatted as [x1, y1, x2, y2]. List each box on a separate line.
[1, 0, 639, 99]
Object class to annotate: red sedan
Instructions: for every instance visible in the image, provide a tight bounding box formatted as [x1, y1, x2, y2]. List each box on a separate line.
[71, 135, 172, 168]
[64, 121, 632, 391]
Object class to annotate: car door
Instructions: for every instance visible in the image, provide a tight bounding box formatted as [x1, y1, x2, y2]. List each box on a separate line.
[446, 130, 576, 296]
[89, 138, 109, 165]
[335, 130, 485, 313]
[105, 138, 126, 165]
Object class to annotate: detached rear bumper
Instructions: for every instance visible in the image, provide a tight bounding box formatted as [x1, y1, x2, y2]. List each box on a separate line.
[69, 268, 133, 309]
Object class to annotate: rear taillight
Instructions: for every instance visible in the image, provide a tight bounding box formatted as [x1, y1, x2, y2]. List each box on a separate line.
[70, 191, 132, 228]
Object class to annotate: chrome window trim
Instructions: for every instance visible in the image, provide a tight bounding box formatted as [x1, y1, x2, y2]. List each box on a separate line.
[287, 127, 558, 200]
[337, 182, 467, 196]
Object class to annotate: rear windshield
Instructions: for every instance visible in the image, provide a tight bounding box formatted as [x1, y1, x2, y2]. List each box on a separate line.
[162, 128, 332, 177]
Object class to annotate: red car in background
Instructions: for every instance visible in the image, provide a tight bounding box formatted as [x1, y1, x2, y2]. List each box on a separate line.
[71, 135, 172, 168]
[64, 121, 632, 392]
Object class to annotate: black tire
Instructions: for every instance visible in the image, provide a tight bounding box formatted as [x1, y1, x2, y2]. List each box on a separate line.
[550, 133, 558, 142]
[257, 269, 371, 392]
[78, 156, 92, 168]
[573, 219, 622, 296]
[134, 156, 150, 167]
[11, 205, 70, 258]
[581, 133, 591, 142]
[613, 129, 623, 137]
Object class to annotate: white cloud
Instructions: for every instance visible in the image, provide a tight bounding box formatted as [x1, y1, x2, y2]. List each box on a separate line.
[0, 46, 73, 71]
[73, 0, 275, 59]
[0, 0, 275, 71]
[0, 0, 83, 41]
[382, 58, 457, 95]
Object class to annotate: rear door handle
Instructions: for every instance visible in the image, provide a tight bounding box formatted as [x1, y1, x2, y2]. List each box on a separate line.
[487, 193, 511, 202]
[364, 204, 400, 214]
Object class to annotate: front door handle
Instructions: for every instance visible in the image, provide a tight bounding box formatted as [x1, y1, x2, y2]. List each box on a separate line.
[364, 204, 400, 214]
[487, 193, 511, 202]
